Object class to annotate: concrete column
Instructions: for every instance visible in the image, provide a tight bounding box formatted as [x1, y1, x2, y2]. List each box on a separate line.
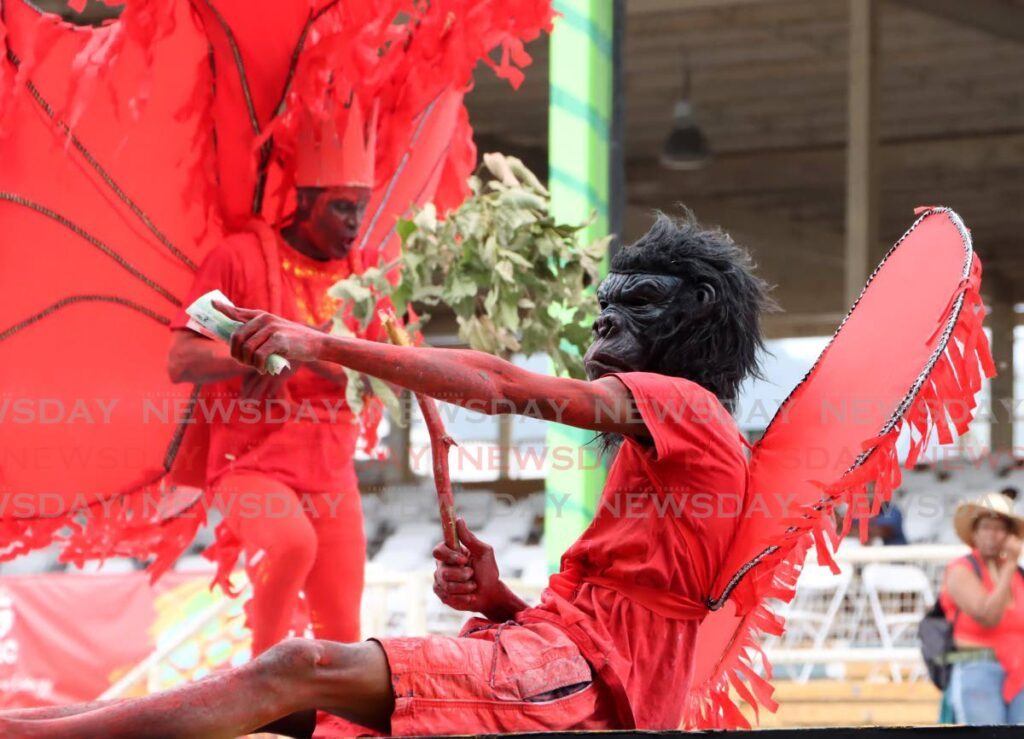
[989, 284, 1015, 457]
[544, 0, 617, 571]
[845, 0, 880, 306]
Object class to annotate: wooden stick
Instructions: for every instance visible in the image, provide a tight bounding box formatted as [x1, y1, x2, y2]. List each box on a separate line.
[378, 311, 460, 550]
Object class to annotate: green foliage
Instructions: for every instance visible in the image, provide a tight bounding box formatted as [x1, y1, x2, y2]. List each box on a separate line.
[330, 153, 608, 382]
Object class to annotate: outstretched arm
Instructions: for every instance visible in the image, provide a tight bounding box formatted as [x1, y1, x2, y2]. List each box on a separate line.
[215, 303, 649, 440]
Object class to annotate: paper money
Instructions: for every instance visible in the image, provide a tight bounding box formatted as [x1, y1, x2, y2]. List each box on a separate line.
[185, 289, 291, 375]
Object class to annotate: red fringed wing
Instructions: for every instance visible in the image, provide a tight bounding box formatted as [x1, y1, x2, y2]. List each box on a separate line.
[0, 0, 553, 579]
[686, 208, 996, 728]
[189, 0, 341, 226]
[0, 0, 217, 565]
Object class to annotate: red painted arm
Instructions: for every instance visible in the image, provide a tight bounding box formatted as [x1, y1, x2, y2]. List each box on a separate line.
[318, 340, 644, 434]
[167, 330, 248, 385]
[216, 303, 650, 439]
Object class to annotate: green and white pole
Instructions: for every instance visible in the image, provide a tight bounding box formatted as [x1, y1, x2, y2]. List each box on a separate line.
[544, 0, 618, 572]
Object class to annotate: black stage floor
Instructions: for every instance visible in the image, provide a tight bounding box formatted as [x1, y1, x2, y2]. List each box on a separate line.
[436, 727, 1015, 738]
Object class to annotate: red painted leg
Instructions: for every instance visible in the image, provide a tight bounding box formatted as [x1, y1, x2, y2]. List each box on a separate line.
[0, 639, 391, 739]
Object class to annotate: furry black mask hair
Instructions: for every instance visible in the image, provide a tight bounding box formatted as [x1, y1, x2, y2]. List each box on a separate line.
[586, 211, 774, 410]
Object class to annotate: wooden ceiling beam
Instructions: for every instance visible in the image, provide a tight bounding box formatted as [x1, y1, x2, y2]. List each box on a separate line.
[763, 313, 847, 339]
[626, 0, 787, 16]
[625, 199, 849, 329]
[625, 130, 1024, 286]
[627, 130, 1024, 193]
[892, 0, 1024, 45]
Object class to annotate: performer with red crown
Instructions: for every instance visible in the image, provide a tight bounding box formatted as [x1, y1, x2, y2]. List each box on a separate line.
[166, 93, 381, 655]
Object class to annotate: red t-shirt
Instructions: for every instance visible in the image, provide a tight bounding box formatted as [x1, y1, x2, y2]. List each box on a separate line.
[940, 553, 1024, 701]
[171, 229, 364, 493]
[520, 371, 748, 729]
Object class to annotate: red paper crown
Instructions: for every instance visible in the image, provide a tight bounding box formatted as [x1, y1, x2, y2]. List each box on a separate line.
[294, 96, 378, 189]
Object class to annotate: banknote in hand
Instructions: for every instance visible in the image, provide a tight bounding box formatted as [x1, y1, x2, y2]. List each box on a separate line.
[184, 289, 291, 375]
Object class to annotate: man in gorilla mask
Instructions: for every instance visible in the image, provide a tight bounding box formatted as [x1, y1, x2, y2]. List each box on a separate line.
[590, 216, 767, 401]
[0, 213, 773, 738]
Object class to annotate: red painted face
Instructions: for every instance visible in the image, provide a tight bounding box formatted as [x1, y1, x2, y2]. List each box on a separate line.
[297, 185, 371, 260]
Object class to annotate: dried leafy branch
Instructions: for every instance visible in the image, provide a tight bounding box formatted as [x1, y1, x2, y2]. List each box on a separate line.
[329, 152, 609, 415]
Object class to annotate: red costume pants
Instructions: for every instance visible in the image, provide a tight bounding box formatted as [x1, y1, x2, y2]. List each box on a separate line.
[213, 472, 366, 655]
[314, 619, 617, 737]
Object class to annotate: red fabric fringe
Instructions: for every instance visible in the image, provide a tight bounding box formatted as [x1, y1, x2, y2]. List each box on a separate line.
[0, 16, 13, 131]
[683, 252, 995, 729]
[0, 7, 63, 136]
[0, 477, 211, 586]
[261, 0, 552, 218]
[0, 0, 553, 591]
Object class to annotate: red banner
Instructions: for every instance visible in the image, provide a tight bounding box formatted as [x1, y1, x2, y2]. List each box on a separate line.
[0, 571, 246, 708]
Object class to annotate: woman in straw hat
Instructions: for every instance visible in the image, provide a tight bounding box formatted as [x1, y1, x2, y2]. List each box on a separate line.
[940, 492, 1024, 724]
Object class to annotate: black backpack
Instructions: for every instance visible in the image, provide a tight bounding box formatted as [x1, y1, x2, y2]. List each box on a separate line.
[918, 554, 982, 690]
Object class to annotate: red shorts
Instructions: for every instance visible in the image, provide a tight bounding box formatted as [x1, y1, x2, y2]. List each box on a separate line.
[314, 619, 616, 737]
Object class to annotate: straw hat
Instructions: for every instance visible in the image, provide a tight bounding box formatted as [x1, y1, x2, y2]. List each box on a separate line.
[953, 492, 1024, 546]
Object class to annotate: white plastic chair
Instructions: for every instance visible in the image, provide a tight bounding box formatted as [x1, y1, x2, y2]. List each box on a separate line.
[498, 543, 545, 580]
[519, 556, 550, 588]
[477, 499, 535, 549]
[901, 490, 943, 543]
[0, 546, 63, 575]
[447, 491, 495, 530]
[69, 557, 139, 574]
[777, 556, 854, 682]
[173, 554, 218, 572]
[371, 522, 438, 571]
[861, 562, 934, 682]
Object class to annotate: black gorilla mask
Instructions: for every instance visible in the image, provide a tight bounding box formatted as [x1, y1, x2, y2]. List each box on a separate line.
[584, 272, 715, 381]
[583, 212, 772, 411]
